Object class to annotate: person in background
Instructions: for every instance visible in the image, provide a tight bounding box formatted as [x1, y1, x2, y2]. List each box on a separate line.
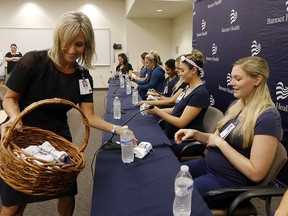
[174, 56, 282, 208]
[274, 189, 288, 216]
[0, 11, 135, 216]
[133, 50, 165, 99]
[116, 53, 133, 75]
[149, 58, 179, 98]
[147, 50, 209, 147]
[133, 52, 149, 82]
[137, 55, 188, 108]
[5, 43, 22, 74]
[0, 48, 5, 85]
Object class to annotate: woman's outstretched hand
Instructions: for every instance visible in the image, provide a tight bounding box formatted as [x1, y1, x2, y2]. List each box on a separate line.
[174, 129, 195, 144]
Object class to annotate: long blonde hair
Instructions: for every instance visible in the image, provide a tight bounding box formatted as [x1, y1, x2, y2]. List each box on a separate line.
[48, 11, 95, 69]
[217, 56, 275, 148]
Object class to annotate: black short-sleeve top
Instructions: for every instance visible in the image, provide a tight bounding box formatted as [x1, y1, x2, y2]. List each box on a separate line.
[6, 50, 93, 136]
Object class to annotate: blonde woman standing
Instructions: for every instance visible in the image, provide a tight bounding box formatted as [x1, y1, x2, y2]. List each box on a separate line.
[0, 11, 133, 216]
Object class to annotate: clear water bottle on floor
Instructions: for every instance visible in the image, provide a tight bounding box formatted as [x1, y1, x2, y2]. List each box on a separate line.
[126, 81, 132, 95]
[113, 97, 121, 119]
[120, 125, 134, 163]
[173, 165, 193, 216]
[132, 89, 138, 105]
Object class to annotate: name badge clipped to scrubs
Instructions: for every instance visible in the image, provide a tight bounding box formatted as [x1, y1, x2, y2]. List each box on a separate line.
[175, 92, 185, 104]
[79, 78, 92, 95]
[220, 123, 235, 139]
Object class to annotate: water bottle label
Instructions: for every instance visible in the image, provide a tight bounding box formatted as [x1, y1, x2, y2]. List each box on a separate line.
[121, 139, 133, 145]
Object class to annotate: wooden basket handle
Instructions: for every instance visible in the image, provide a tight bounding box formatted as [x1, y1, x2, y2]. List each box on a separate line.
[3, 98, 89, 153]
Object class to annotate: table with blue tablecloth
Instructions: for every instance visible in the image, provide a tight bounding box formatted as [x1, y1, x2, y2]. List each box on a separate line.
[90, 79, 212, 216]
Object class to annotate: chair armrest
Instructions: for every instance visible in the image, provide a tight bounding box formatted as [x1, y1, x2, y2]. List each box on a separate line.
[226, 187, 287, 216]
[178, 141, 205, 161]
[204, 186, 287, 216]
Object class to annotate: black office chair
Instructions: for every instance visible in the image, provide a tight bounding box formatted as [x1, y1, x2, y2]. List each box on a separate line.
[203, 141, 287, 216]
[178, 106, 224, 161]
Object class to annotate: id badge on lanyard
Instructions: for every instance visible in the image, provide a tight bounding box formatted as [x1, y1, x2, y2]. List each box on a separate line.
[79, 78, 92, 95]
[220, 123, 236, 139]
[175, 86, 188, 104]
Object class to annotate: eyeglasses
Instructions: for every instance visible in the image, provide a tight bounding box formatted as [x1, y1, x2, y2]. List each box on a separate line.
[180, 55, 203, 72]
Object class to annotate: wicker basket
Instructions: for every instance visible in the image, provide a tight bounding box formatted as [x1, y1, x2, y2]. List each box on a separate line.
[0, 98, 89, 196]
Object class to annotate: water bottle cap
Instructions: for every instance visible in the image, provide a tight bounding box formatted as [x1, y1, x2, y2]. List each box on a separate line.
[180, 165, 189, 172]
[123, 125, 128, 129]
[115, 96, 118, 99]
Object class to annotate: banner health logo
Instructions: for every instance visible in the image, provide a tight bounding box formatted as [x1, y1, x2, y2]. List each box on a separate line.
[276, 82, 288, 112]
[251, 40, 261, 56]
[196, 20, 207, 37]
[218, 73, 233, 94]
[206, 43, 219, 62]
[212, 43, 217, 55]
[267, 2, 288, 24]
[201, 19, 206, 31]
[210, 95, 215, 106]
[221, 9, 240, 33]
[226, 73, 231, 86]
[207, 0, 223, 9]
[230, 9, 238, 24]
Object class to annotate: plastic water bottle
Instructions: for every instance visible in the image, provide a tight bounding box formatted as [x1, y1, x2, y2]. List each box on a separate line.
[113, 97, 121, 119]
[125, 74, 129, 82]
[126, 81, 132, 95]
[120, 75, 125, 88]
[120, 125, 134, 163]
[132, 89, 138, 105]
[173, 165, 193, 216]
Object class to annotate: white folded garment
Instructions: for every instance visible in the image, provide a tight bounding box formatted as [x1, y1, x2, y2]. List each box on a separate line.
[21, 145, 55, 164]
[133, 142, 152, 159]
[38, 141, 68, 162]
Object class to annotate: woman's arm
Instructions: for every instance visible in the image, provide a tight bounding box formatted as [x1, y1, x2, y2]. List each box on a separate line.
[137, 69, 163, 90]
[274, 190, 288, 216]
[148, 105, 202, 128]
[207, 134, 278, 182]
[1, 88, 22, 138]
[138, 88, 183, 107]
[80, 102, 120, 134]
[174, 128, 214, 145]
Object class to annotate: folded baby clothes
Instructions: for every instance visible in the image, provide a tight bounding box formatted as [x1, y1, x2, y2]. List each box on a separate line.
[38, 141, 68, 162]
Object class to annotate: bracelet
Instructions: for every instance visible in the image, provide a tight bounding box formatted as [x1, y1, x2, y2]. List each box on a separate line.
[111, 125, 120, 135]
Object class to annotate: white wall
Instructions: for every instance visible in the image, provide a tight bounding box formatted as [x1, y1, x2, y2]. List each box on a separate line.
[0, 0, 192, 88]
[172, 9, 193, 57]
[0, 0, 125, 88]
[126, 18, 173, 71]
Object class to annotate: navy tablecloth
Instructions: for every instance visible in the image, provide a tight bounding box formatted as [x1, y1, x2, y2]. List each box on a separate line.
[91, 145, 212, 216]
[91, 80, 212, 215]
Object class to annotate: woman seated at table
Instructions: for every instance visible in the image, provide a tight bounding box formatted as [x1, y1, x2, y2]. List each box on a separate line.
[133, 50, 165, 99]
[147, 58, 179, 100]
[174, 56, 282, 208]
[147, 49, 210, 156]
[133, 52, 149, 82]
[116, 53, 133, 75]
[138, 56, 188, 108]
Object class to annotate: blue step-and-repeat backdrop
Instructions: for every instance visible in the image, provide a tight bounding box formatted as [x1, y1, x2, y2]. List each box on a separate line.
[193, 0, 288, 186]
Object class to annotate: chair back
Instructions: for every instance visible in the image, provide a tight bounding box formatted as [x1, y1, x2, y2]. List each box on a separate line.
[203, 106, 224, 133]
[259, 142, 287, 186]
